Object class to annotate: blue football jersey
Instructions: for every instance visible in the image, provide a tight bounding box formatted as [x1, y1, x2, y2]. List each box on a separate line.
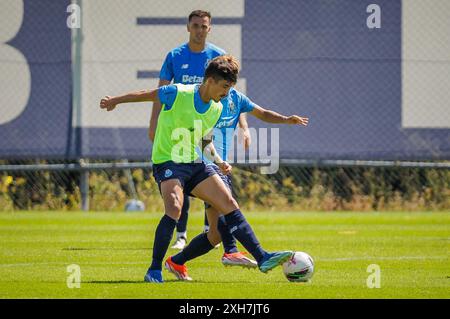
[160, 42, 226, 84]
[200, 88, 256, 163]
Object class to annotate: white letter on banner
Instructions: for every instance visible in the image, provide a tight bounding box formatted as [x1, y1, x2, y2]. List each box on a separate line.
[0, 0, 31, 125]
[366, 4, 381, 29]
[67, 4, 81, 29]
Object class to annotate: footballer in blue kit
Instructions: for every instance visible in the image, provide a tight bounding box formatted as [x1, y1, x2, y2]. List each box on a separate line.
[199, 88, 260, 268]
[153, 61, 311, 276]
[148, 10, 252, 260]
[160, 42, 225, 85]
[101, 54, 309, 283]
[163, 55, 309, 281]
[152, 59, 311, 274]
[155, 81, 259, 267]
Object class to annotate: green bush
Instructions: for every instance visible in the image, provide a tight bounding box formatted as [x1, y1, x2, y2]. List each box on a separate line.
[0, 165, 449, 211]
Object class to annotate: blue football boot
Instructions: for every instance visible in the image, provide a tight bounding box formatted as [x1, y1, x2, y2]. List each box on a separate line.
[144, 269, 163, 283]
[258, 251, 294, 273]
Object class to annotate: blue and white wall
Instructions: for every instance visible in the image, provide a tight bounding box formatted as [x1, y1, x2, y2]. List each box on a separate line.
[0, 0, 448, 160]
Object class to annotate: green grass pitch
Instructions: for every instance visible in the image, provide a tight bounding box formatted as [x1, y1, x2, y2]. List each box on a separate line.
[0, 211, 448, 298]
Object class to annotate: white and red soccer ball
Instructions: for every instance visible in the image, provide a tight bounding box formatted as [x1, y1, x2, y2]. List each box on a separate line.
[282, 251, 315, 282]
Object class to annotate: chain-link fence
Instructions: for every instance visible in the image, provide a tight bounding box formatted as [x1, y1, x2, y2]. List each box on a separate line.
[0, 1, 449, 211]
[1, 160, 449, 211]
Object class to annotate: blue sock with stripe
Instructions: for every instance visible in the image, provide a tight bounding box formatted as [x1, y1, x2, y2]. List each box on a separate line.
[217, 215, 238, 253]
[223, 209, 266, 263]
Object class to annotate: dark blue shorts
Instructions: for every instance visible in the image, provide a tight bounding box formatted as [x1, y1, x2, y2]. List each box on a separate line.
[204, 164, 232, 209]
[152, 161, 216, 196]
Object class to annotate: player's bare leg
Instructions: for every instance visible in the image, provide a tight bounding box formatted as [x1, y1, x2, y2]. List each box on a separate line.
[191, 174, 238, 214]
[204, 207, 221, 246]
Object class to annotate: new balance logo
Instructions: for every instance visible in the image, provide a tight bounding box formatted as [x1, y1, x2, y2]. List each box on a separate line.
[181, 64, 189, 69]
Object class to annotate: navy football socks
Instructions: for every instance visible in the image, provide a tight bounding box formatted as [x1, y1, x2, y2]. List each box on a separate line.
[176, 196, 189, 233]
[150, 214, 177, 270]
[172, 233, 214, 265]
[204, 212, 209, 227]
[224, 209, 266, 263]
[217, 215, 238, 253]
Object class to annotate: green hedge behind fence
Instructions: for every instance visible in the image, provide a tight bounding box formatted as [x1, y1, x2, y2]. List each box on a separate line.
[0, 165, 449, 212]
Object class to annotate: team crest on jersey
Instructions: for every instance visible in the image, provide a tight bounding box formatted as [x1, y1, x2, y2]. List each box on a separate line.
[228, 100, 237, 114]
[164, 169, 173, 178]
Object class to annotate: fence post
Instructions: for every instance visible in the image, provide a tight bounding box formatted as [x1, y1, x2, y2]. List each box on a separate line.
[80, 159, 89, 211]
[72, 0, 88, 211]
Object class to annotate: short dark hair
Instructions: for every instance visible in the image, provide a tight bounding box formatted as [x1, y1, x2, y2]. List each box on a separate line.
[188, 10, 211, 23]
[204, 55, 239, 84]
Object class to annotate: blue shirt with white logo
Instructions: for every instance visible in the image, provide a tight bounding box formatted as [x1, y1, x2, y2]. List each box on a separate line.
[209, 88, 255, 162]
[158, 37, 255, 162]
[160, 42, 226, 84]
[158, 85, 255, 162]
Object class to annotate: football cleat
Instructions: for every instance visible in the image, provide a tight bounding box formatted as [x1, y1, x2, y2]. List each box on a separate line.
[144, 269, 163, 283]
[222, 252, 258, 268]
[165, 257, 193, 281]
[258, 251, 294, 273]
[170, 236, 187, 250]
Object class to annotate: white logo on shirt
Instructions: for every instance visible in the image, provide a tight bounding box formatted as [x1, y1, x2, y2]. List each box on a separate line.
[182, 75, 203, 83]
[181, 64, 189, 69]
[216, 118, 236, 129]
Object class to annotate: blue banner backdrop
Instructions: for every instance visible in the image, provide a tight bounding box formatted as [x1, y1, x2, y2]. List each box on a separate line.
[0, 0, 448, 160]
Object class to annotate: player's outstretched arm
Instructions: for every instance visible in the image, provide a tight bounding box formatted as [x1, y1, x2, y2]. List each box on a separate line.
[99, 88, 160, 112]
[149, 79, 171, 142]
[249, 105, 309, 126]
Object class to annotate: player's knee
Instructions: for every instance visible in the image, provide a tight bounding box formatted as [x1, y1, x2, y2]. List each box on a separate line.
[165, 200, 183, 220]
[224, 195, 239, 211]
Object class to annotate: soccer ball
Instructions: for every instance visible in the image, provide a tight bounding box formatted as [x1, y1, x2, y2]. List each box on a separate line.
[124, 199, 145, 212]
[282, 251, 314, 282]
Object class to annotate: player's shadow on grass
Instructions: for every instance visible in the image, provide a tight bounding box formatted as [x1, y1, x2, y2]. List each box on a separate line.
[62, 247, 152, 251]
[86, 279, 184, 284]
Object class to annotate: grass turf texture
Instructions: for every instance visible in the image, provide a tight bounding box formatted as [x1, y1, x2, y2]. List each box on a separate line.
[0, 211, 448, 298]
